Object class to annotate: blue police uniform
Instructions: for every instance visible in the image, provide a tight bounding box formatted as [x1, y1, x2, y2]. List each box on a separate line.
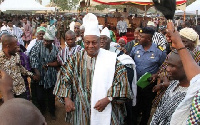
[130, 43, 166, 79]
[130, 42, 167, 125]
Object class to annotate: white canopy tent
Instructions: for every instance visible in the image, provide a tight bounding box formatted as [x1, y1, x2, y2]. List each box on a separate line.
[0, 0, 55, 11]
[175, 10, 195, 16]
[185, 0, 200, 15]
[185, 0, 200, 24]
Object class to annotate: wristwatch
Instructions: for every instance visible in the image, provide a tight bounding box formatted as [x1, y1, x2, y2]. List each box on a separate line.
[108, 97, 113, 102]
[46, 64, 49, 67]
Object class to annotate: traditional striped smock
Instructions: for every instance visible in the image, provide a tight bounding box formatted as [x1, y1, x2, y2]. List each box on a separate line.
[153, 47, 200, 107]
[57, 45, 82, 65]
[29, 41, 58, 89]
[152, 32, 167, 50]
[54, 50, 132, 125]
[150, 80, 188, 125]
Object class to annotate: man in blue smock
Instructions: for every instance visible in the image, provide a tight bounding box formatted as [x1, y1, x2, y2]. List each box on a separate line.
[130, 27, 166, 125]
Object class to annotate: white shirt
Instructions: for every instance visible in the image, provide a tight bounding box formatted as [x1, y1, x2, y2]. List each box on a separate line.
[25, 39, 37, 55]
[170, 74, 200, 125]
[1, 25, 7, 31]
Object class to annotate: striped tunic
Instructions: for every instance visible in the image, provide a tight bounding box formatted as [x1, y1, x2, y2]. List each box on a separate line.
[150, 80, 188, 125]
[54, 50, 132, 125]
[153, 47, 200, 107]
[57, 45, 82, 66]
[29, 41, 58, 89]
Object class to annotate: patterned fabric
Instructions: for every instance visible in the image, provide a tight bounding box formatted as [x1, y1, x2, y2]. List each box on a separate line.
[76, 40, 85, 48]
[110, 30, 117, 42]
[22, 24, 32, 41]
[153, 47, 200, 107]
[57, 45, 82, 65]
[19, 51, 31, 100]
[152, 32, 167, 50]
[7, 26, 24, 46]
[25, 39, 43, 56]
[116, 20, 128, 34]
[187, 89, 200, 125]
[124, 40, 136, 55]
[0, 51, 33, 95]
[29, 41, 58, 89]
[54, 50, 132, 125]
[150, 80, 188, 125]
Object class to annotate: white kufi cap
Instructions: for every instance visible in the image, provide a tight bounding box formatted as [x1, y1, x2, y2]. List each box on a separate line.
[100, 27, 110, 38]
[180, 27, 199, 46]
[83, 13, 100, 37]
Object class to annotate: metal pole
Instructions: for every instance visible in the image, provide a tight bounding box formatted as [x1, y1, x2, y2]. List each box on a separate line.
[196, 10, 198, 25]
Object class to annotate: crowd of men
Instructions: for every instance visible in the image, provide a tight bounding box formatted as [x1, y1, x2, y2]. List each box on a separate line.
[0, 11, 200, 125]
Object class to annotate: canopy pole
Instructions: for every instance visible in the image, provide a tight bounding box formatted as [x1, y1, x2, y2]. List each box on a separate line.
[184, 11, 185, 21]
[196, 10, 198, 25]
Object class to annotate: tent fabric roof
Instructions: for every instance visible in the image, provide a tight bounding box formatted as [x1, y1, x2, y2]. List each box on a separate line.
[0, 0, 55, 11]
[185, 0, 200, 15]
[90, 0, 187, 6]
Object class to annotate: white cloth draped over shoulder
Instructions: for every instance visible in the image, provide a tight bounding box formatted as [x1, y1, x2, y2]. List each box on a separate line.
[117, 54, 137, 106]
[25, 39, 37, 55]
[170, 74, 200, 125]
[91, 48, 117, 125]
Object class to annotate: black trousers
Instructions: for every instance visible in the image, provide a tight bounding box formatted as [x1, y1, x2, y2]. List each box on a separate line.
[36, 83, 55, 116]
[132, 82, 157, 125]
[14, 92, 27, 100]
[31, 80, 38, 107]
[125, 100, 133, 124]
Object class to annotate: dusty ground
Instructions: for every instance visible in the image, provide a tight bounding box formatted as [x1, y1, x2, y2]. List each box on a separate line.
[44, 99, 70, 125]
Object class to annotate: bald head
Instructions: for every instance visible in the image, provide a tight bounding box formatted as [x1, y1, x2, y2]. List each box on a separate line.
[2, 35, 16, 47]
[0, 98, 46, 125]
[2, 34, 18, 56]
[167, 50, 182, 66]
[166, 50, 193, 81]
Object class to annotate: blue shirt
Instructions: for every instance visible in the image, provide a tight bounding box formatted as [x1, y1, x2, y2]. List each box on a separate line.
[130, 43, 166, 79]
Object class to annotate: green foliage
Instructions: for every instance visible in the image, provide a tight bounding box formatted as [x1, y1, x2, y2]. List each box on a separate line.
[186, 0, 196, 6]
[94, 5, 109, 11]
[54, 0, 79, 11]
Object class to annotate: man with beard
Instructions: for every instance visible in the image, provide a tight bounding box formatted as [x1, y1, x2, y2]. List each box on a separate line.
[100, 27, 121, 55]
[100, 26, 137, 124]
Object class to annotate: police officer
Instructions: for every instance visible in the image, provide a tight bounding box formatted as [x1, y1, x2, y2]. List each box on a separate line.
[130, 27, 166, 125]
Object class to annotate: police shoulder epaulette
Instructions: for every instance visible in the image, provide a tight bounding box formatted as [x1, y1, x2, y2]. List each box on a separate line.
[158, 46, 164, 51]
[133, 43, 139, 47]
